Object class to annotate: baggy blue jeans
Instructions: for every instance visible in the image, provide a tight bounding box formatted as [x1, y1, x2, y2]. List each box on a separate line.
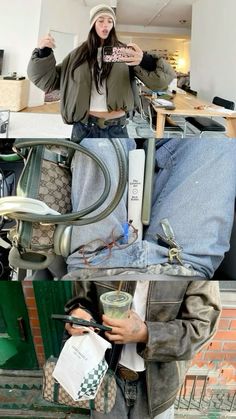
[90, 374, 174, 419]
[71, 120, 129, 141]
[67, 137, 236, 279]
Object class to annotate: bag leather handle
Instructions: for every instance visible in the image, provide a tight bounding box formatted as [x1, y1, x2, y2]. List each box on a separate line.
[9, 138, 128, 226]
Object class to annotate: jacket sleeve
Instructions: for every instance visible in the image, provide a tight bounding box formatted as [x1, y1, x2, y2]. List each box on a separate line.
[27, 48, 62, 92]
[139, 53, 157, 72]
[134, 53, 176, 91]
[137, 281, 221, 361]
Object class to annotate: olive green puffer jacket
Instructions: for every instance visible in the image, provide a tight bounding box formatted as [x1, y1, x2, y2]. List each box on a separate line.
[27, 48, 176, 124]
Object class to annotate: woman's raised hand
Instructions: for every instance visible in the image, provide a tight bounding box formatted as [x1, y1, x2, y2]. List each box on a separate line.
[120, 43, 144, 66]
[38, 33, 56, 49]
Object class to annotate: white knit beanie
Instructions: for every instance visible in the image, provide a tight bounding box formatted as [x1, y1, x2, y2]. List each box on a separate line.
[90, 4, 116, 29]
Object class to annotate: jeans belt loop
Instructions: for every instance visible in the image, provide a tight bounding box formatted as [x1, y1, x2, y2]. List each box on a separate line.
[117, 365, 141, 382]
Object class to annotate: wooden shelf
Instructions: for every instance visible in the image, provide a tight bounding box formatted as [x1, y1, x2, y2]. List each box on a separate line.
[151, 49, 180, 70]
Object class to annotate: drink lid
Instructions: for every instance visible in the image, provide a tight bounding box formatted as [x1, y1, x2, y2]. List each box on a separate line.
[100, 291, 132, 307]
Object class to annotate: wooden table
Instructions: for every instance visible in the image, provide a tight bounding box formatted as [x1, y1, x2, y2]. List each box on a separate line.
[151, 92, 236, 138]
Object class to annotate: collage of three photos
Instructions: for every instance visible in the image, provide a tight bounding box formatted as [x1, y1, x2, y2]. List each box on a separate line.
[0, 1, 236, 418]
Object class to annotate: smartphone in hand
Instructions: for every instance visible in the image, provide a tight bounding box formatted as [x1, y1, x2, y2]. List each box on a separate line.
[103, 46, 134, 62]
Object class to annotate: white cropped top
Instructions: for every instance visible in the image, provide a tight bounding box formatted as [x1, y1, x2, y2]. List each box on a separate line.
[89, 47, 108, 112]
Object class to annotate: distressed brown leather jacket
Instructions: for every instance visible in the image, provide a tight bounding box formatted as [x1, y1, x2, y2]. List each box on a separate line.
[27, 48, 175, 124]
[64, 280, 221, 418]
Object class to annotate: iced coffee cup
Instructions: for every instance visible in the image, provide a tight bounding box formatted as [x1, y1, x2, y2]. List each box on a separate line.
[100, 291, 132, 319]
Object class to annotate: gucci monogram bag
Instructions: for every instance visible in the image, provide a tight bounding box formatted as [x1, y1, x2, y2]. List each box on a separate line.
[43, 356, 117, 414]
[8, 142, 72, 268]
[3, 138, 128, 270]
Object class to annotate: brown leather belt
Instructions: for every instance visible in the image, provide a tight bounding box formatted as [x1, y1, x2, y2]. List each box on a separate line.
[116, 365, 144, 382]
[88, 114, 127, 129]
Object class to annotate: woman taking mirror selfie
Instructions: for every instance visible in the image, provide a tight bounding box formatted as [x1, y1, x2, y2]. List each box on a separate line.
[27, 3, 175, 141]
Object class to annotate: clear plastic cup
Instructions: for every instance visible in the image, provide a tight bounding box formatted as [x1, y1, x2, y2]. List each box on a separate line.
[100, 291, 132, 319]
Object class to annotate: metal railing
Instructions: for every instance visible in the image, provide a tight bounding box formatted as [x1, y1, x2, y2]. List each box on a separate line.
[175, 370, 236, 417]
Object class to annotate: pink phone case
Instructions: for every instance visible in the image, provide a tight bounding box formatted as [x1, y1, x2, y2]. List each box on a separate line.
[103, 46, 133, 62]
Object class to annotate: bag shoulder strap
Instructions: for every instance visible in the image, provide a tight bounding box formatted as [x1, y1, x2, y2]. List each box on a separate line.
[8, 138, 127, 226]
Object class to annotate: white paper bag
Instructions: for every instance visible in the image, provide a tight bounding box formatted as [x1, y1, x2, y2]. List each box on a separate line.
[53, 330, 111, 401]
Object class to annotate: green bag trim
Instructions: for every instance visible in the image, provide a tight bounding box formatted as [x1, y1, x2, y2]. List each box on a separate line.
[43, 148, 68, 166]
[89, 399, 95, 410]
[17, 146, 44, 249]
[53, 381, 60, 403]
[104, 370, 109, 413]
[17, 146, 44, 199]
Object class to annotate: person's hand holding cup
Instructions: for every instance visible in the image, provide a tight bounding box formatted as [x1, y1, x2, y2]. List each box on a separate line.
[100, 291, 148, 344]
[100, 290, 132, 319]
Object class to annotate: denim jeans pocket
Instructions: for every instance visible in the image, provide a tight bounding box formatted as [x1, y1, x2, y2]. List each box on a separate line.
[108, 124, 129, 138]
[71, 122, 92, 142]
[155, 138, 179, 169]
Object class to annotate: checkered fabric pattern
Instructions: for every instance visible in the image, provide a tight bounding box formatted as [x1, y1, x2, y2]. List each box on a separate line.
[42, 356, 117, 414]
[77, 358, 107, 398]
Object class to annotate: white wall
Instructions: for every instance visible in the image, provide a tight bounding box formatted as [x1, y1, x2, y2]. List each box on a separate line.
[183, 41, 190, 74]
[0, 0, 91, 106]
[34, 0, 90, 105]
[39, 0, 89, 45]
[31, 0, 90, 105]
[0, 0, 41, 75]
[191, 0, 236, 103]
[50, 31, 77, 64]
[0, 0, 44, 106]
